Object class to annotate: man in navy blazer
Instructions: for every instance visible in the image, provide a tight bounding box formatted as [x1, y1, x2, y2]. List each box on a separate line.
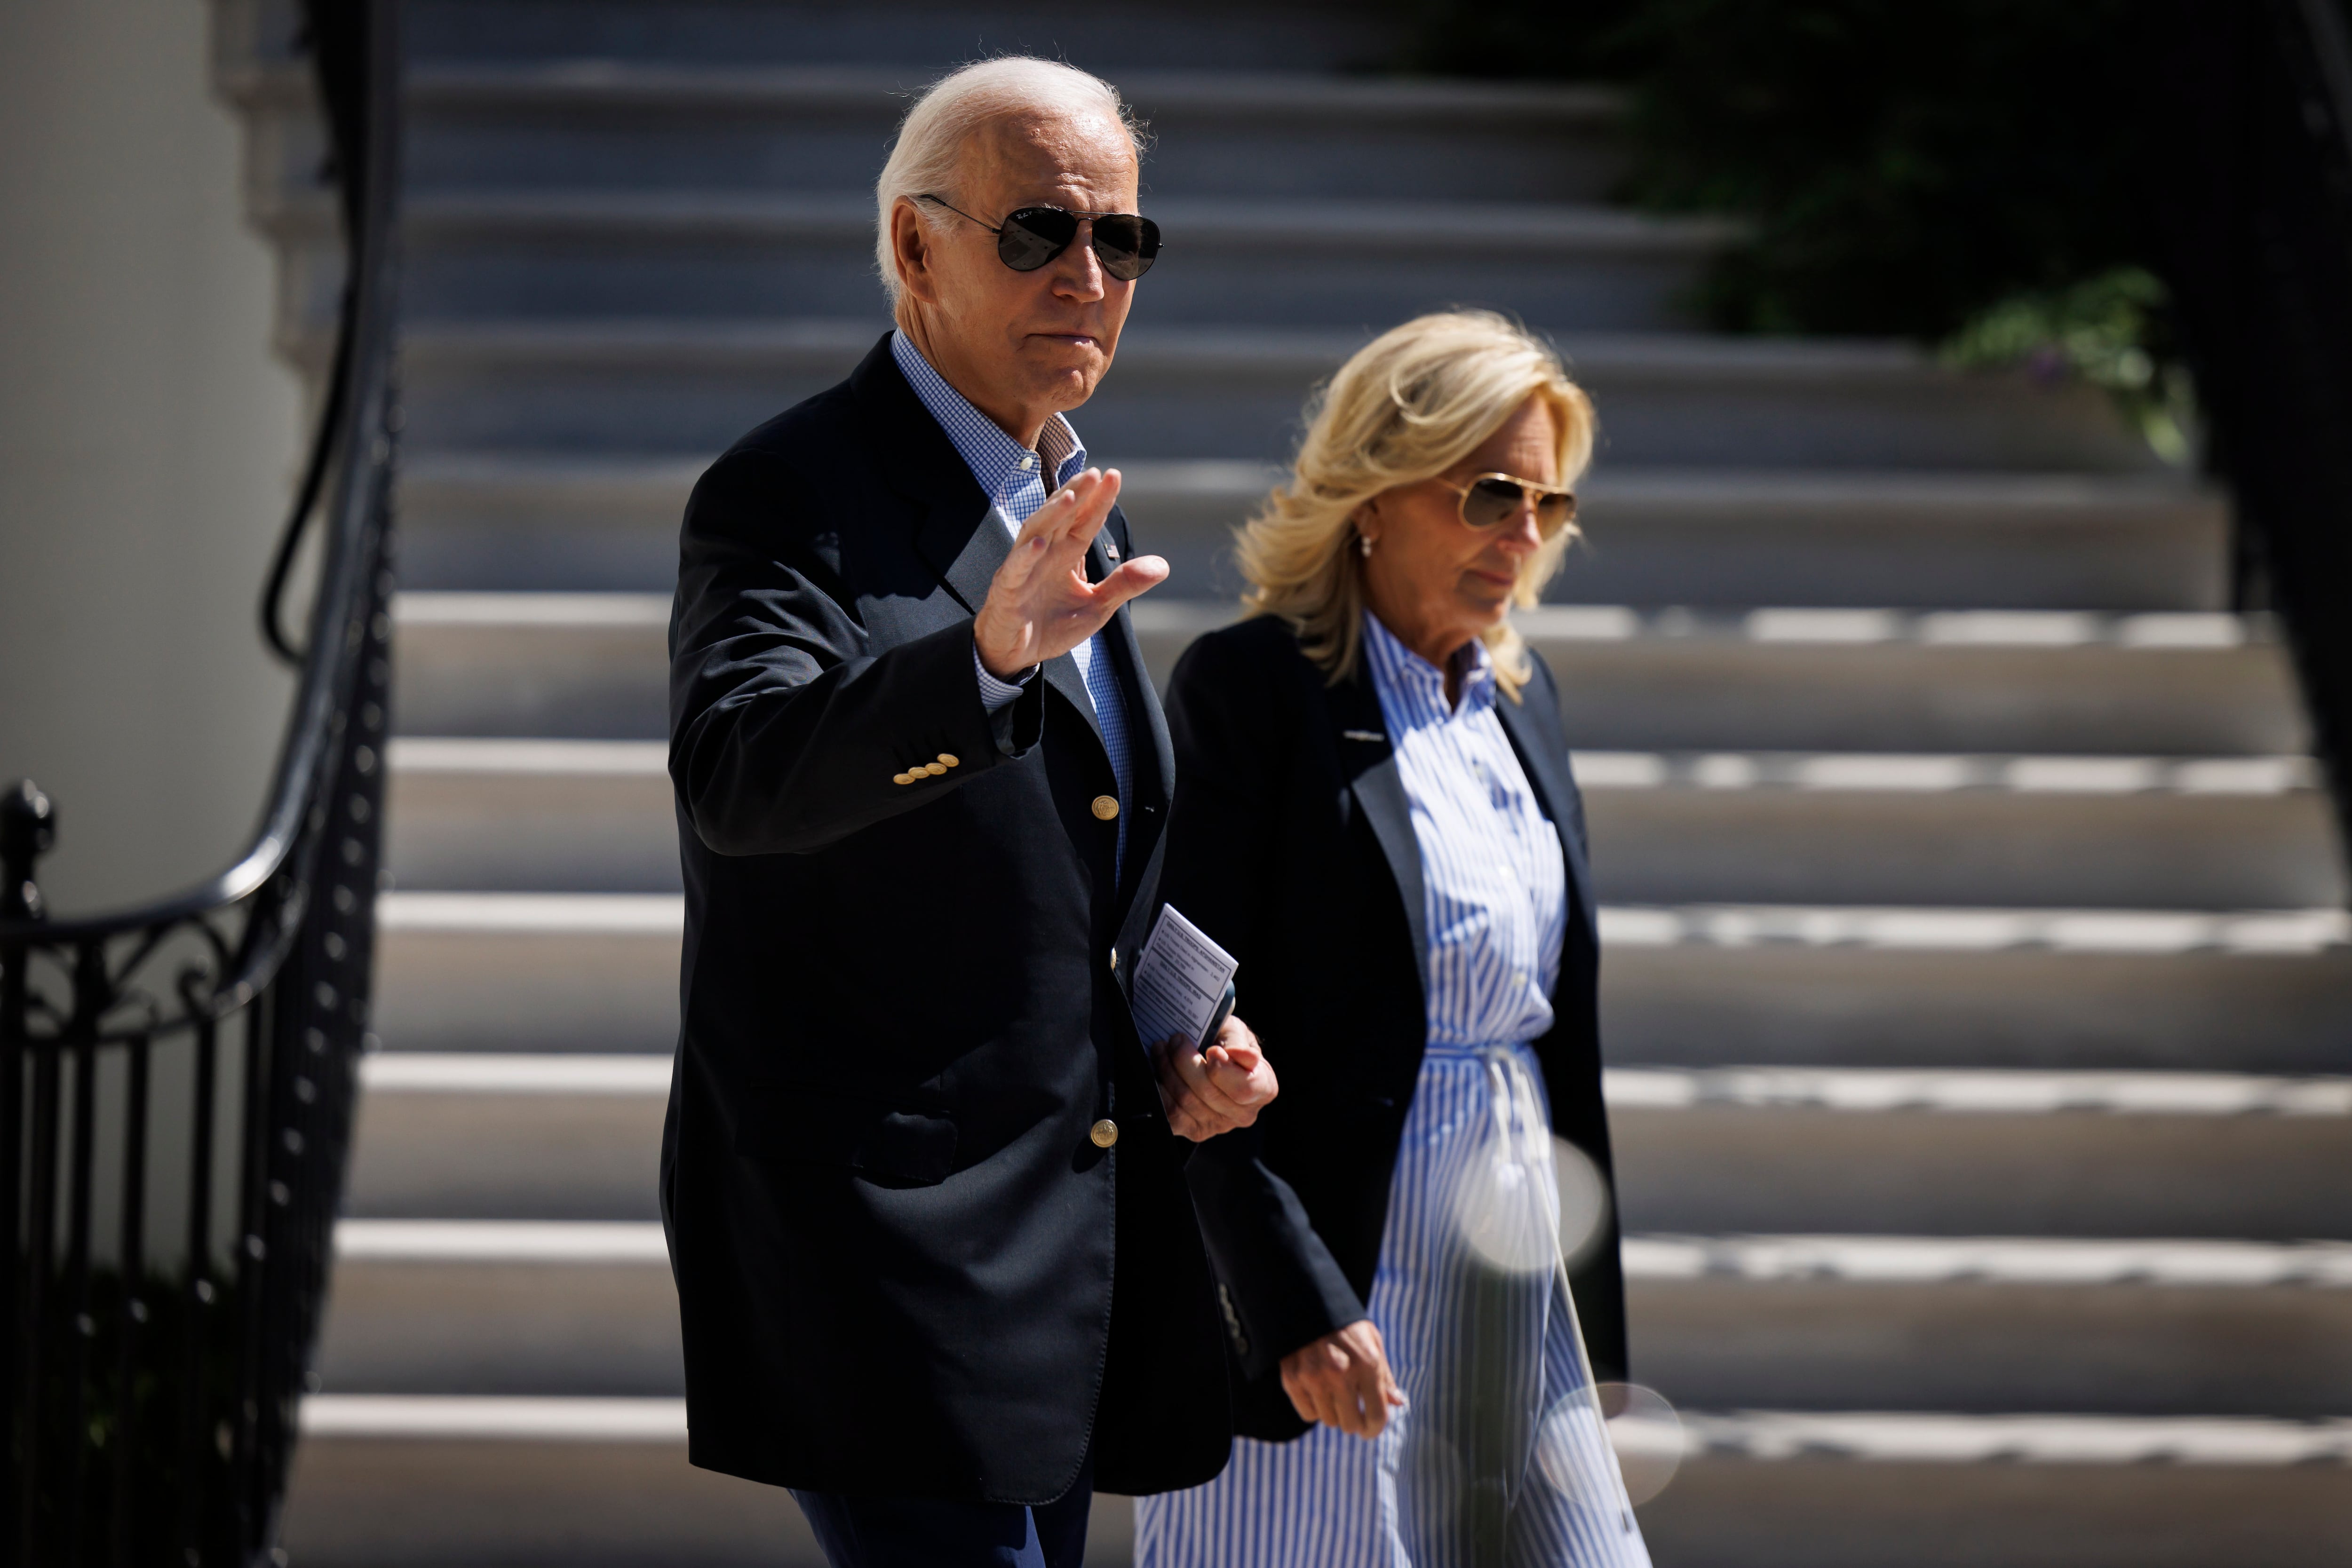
[662, 56, 1277, 1568]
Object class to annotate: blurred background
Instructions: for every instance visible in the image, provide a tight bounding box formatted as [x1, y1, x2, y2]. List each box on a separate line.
[3, 0, 2350, 1563]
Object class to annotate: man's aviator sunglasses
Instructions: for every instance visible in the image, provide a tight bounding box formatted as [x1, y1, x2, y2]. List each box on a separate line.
[919, 195, 1162, 282]
[1438, 473, 1579, 535]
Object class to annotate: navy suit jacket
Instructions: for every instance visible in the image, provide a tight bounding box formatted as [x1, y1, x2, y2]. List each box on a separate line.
[1160, 614, 1627, 1441]
[661, 334, 1230, 1502]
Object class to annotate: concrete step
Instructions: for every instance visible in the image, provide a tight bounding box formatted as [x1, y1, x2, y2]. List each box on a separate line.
[387, 738, 676, 893]
[282, 1394, 1133, 1566]
[373, 891, 2352, 1068]
[392, 591, 2307, 755]
[1598, 904, 2352, 1072]
[399, 455, 2229, 610]
[342, 1053, 2352, 1238]
[1574, 749, 2342, 910]
[1634, 1411, 2352, 1568]
[1607, 1065, 2352, 1240]
[267, 193, 1723, 338]
[1626, 1234, 2352, 1418]
[369, 893, 682, 1053]
[374, 893, 683, 1054]
[281, 1397, 825, 1567]
[1158, 603, 2309, 756]
[384, 320, 2165, 471]
[222, 0, 1414, 81]
[393, 592, 667, 740]
[346, 1053, 669, 1220]
[396, 0, 1410, 76]
[321, 1221, 682, 1396]
[280, 1395, 2352, 1567]
[385, 736, 2343, 908]
[223, 63, 1630, 211]
[316, 1220, 2352, 1418]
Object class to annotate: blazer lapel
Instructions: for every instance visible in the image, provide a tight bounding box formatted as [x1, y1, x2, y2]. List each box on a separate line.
[1097, 509, 1173, 808]
[853, 333, 999, 616]
[1496, 691, 1597, 930]
[853, 334, 1116, 761]
[918, 499, 1009, 615]
[1330, 671, 1430, 1002]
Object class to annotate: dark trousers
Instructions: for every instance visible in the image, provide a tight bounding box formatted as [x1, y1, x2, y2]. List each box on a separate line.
[791, 1460, 1095, 1568]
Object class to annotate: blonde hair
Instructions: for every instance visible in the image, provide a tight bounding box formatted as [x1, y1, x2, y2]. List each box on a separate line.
[1236, 311, 1596, 700]
[874, 58, 1149, 308]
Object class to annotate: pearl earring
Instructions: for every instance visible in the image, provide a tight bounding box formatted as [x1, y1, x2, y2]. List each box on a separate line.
[1359, 534, 1373, 557]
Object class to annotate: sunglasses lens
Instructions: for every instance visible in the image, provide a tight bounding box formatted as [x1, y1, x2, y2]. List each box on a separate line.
[997, 207, 1079, 271]
[1091, 214, 1161, 281]
[1462, 476, 1525, 529]
[1459, 477, 1577, 531]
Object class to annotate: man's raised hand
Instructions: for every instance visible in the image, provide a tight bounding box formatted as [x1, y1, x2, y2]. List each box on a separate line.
[973, 468, 1168, 679]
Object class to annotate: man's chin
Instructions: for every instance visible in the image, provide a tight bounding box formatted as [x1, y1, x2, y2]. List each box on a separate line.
[1025, 360, 1110, 409]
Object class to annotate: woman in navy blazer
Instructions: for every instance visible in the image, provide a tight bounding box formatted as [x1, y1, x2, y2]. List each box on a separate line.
[1137, 313, 1649, 1567]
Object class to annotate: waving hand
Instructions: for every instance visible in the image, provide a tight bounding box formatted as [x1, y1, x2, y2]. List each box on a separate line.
[973, 469, 1168, 678]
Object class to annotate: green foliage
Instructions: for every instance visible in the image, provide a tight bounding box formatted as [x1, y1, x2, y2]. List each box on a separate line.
[1390, 0, 2184, 452]
[1597, 0, 2151, 342]
[1942, 268, 2196, 463]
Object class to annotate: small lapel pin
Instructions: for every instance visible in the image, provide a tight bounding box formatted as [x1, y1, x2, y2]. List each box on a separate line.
[1103, 540, 1121, 561]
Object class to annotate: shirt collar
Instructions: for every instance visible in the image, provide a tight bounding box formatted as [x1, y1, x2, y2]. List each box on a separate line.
[891, 329, 1088, 507]
[1363, 610, 1497, 729]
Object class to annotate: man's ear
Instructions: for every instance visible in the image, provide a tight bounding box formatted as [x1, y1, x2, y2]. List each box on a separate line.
[891, 199, 940, 307]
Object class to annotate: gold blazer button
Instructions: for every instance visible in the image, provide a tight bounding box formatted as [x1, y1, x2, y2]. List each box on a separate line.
[1091, 795, 1120, 821]
[1089, 1118, 1119, 1148]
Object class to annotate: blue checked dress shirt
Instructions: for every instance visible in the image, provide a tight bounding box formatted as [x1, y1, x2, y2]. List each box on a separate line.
[892, 330, 1133, 870]
[1361, 610, 1568, 1049]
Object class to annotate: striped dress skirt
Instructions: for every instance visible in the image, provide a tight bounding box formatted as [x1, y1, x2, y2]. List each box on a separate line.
[1135, 1042, 1652, 1568]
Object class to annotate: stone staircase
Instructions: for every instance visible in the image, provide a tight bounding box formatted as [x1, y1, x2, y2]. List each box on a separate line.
[211, 0, 2352, 1562]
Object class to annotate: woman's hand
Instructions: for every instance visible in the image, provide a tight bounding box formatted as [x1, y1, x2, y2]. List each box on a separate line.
[1153, 1014, 1278, 1140]
[1280, 1320, 1406, 1439]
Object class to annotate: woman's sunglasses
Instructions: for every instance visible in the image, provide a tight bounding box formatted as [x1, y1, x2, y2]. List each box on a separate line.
[919, 194, 1162, 282]
[1437, 473, 1579, 534]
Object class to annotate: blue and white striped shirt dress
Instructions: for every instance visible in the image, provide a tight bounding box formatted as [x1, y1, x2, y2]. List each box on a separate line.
[1134, 612, 1651, 1568]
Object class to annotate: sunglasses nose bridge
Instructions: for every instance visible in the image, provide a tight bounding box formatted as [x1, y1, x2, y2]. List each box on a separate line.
[1049, 218, 1110, 294]
[1497, 496, 1546, 548]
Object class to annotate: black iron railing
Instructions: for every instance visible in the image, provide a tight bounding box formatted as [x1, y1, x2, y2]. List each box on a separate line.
[0, 0, 402, 1560]
[2146, 0, 2352, 855]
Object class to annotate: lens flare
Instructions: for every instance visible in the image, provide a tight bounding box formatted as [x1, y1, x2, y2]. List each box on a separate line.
[1552, 1136, 1612, 1269]
[1451, 1143, 1554, 1277]
[1537, 1386, 1683, 1510]
[1598, 1383, 1684, 1506]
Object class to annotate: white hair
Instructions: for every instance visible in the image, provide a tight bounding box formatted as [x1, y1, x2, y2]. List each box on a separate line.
[873, 57, 1147, 306]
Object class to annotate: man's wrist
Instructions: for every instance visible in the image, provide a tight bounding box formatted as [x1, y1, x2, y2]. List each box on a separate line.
[973, 640, 1037, 713]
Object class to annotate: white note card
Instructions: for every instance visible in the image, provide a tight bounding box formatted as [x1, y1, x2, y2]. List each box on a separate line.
[1129, 905, 1238, 1055]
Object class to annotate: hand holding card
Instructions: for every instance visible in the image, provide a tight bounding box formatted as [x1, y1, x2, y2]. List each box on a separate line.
[1133, 907, 1277, 1139]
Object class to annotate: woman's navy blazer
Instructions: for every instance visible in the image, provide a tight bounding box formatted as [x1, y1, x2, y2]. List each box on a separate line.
[1160, 614, 1628, 1441]
[662, 334, 1230, 1503]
